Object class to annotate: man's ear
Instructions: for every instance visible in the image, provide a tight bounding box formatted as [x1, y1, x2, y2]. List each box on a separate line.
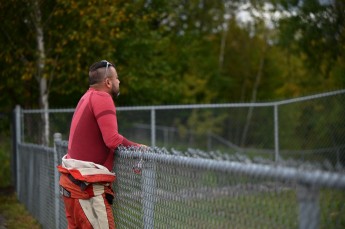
[105, 78, 112, 88]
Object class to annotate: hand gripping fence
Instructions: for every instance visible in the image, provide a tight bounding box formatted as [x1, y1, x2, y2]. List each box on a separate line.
[15, 138, 345, 229]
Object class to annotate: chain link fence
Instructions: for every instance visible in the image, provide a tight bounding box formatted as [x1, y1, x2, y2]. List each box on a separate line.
[113, 147, 345, 229]
[16, 143, 56, 229]
[15, 140, 345, 229]
[16, 90, 345, 167]
[12, 90, 345, 228]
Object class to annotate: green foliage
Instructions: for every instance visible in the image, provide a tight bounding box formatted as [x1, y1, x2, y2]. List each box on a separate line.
[0, 134, 11, 188]
[0, 1, 40, 110]
[140, 188, 345, 228]
[0, 0, 344, 149]
[0, 192, 41, 229]
[276, 0, 345, 94]
[1, 0, 344, 111]
[111, 0, 227, 105]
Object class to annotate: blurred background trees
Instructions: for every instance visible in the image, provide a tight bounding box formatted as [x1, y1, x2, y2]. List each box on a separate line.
[0, 0, 344, 135]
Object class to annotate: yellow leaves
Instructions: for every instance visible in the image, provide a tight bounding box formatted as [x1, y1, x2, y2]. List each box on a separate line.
[4, 54, 13, 63]
[99, 18, 107, 24]
[116, 9, 128, 23]
[85, 19, 93, 28]
[70, 1, 78, 9]
[206, 34, 217, 42]
[68, 31, 79, 41]
[21, 62, 35, 81]
[110, 27, 122, 39]
[182, 73, 207, 97]
[275, 83, 301, 98]
[21, 73, 32, 81]
[55, 41, 66, 53]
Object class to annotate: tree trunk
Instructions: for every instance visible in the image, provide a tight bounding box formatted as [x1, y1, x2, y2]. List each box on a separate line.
[33, 0, 49, 146]
[240, 41, 267, 147]
[218, 8, 233, 72]
[40, 78, 49, 146]
[219, 26, 228, 71]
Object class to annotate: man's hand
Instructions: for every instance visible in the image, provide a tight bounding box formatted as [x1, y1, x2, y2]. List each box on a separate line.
[133, 158, 143, 175]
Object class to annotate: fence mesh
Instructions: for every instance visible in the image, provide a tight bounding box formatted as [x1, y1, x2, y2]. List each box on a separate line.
[13, 90, 345, 229]
[113, 147, 345, 229]
[55, 140, 69, 229]
[17, 143, 56, 229]
[17, 141, 344, 229]
[115, 150, 296, 228]
[278, 94, 345, 165]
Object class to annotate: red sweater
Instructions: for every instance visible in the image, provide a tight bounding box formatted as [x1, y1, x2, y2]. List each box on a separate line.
[67, 88, 138, 170]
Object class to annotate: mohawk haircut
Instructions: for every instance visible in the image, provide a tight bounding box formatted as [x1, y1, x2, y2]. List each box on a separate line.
[88, 60, 115, 85]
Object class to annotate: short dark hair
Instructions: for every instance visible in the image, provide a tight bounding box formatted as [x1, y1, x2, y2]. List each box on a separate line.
[88, 60, 115, 85]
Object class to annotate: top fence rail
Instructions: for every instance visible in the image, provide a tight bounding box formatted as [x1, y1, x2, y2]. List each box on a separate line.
[21, 89, 345, 113]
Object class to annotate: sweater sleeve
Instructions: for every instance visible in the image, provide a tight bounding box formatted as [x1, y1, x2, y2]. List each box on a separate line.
[121, 137, 140, 147]
[91, 92, 124, 150]
[91, 91, 140, 149]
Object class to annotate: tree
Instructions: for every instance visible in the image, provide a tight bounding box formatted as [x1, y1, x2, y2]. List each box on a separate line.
[110, 0, 230, 105]
[0, 0, 51, 144]
[0, 0, 132, 144]
[276, 0, 345, 93]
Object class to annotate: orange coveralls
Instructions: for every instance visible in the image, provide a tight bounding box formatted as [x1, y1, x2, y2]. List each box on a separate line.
[58, 156, 116, 229]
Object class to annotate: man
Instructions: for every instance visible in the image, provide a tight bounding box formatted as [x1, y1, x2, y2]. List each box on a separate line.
[58, 60, 142, 229]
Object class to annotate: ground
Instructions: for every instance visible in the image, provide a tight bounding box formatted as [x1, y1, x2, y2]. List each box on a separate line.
[0, 186, 41, 229]
[0, 215, 6, 229]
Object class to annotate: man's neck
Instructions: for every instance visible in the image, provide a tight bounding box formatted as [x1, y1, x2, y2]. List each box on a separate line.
[90, 84, 110, 94]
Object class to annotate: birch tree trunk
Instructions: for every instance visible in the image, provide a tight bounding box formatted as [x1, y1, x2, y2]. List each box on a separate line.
[32, 0, 49, 146]
[218, 4, 233, 72]
[240, 40, 267, 147]
[219, 25, 228, 71]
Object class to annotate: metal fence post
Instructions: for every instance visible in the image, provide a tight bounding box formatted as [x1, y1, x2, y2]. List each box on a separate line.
[14, 105, 21, 198]
[54, 133, 62, 229]
[151, 108, 156, 147]
[142, 159, 156, 229]
[297, 183, 319, 229]
[274, 104, 280, 162]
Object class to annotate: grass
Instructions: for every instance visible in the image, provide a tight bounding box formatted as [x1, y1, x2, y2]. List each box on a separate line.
[149, 190, 298, 229]
[0, 134, 41, 229]
[0, 136, 11, 188]
[0, 187, 41, 229]
[115, 187, 345, 229]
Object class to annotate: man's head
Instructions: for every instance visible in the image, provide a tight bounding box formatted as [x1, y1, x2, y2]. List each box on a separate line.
[89, 60, 120, 98]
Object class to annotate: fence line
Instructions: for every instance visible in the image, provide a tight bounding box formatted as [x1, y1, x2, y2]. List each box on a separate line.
[20, 89, 345, 114]
[12, 90, 345, 228]
[14, 138, 345, 229]
[123, 149, 345, 189]
[16, 89, 345, 167]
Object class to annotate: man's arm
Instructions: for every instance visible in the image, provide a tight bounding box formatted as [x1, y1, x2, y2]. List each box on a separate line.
[92, 92, 140, 149]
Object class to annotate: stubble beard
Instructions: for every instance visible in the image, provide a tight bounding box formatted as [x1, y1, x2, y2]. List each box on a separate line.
[111, 84, 120, 99]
